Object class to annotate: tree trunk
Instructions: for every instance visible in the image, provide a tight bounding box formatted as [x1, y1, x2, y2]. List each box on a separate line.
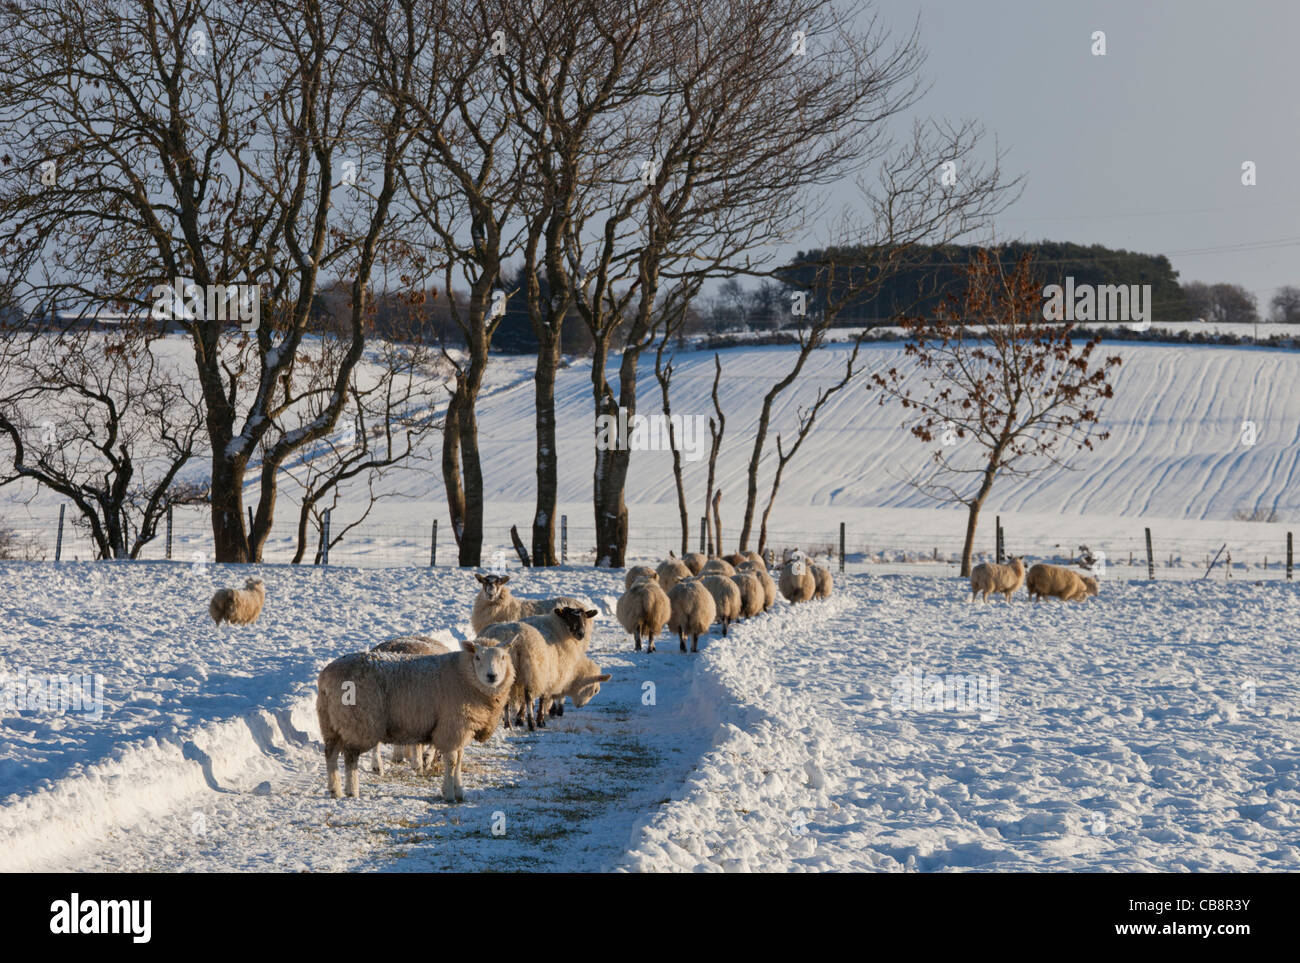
[441, 383, 466, 556]
[711, 489, 722, 557]
[531, 332, 560, 566]
[210, 454, 250, 563]
[960, 499, 982, 578]
[458, 389, 485, 568]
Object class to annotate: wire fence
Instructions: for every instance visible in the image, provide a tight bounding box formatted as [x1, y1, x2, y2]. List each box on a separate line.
[4, 503, 1297, 583]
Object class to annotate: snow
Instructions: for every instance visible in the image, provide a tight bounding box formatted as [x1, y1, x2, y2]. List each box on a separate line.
[1, 561, 1295, 871]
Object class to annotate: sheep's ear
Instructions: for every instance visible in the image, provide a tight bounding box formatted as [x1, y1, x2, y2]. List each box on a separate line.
[595, 673, 611, 682]
[584, 608, 598, 619]
[474, 573, 486, 584]
[499, 574, 510, 584]
[553, 607, 564, 617]
[669, 550, 676, 558]
[460, 639, 478, 653]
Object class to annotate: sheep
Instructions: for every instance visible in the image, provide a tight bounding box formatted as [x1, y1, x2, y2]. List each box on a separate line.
[656, 557, 692, 592]
[696, 573, 742, 636]
[316, 640, 514, 802]
[1026, 563, 1098, 602]
[469, 572, 584, 634]
[368, 636, 451, 776]
[744, 550, 766, 568]
[732, 571, 764, 619]
[969, 556, 1027, 603]
[701, 557, 736, 576]
[616, 577, 672, 652]
[540, 655, 611, 720]
[681, 552, 707, 575]
[209, 577, 266, 626]
[778, 557, 816, 603]
[624, 565, 658, 590]
[666, 579, 716, 653]
[723, 552, 748, 568]
[479, 605, 598, 728]
[810, 563, 833, 600]
[754, 567, 778, 610]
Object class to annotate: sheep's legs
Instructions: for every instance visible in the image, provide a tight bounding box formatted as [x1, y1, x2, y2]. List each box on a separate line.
[691, 633, 699, 653]
[452, 749, 465, 801]
[679, 631, 687, 653]
[634, 629, 642, 652]
[721, 618, 728, 637]
[343, 749, 361, 798]
[441, 750, 458, 802]
[371, 746, 385, 776]
[524, 687, 536, 731]
[325, 738, 342, 798]
[535, 695, 549, 728]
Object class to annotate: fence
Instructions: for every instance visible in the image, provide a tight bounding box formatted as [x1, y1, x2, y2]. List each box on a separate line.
[5, 502, 1298, 583]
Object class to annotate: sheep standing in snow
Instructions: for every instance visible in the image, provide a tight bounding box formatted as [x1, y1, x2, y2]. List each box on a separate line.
[469, 573, 584, 634]
[209, 577, 266, 626]
[480, 605, 598, 728]
[656, 558, 692, 591]
[737, 560, 778, 610]
[368, 636, 450, 776]
[667, 579, 716, 653]
[681, 552, 707, 575]
[723, 552, 748, 568]
[1026, 563, 1098, 602]
[696, 573, 742, 636]
[617, 577, 672, 652]
[701, 557, 736, 576]
[624, 566, 657, 590]
[810, 563, 833, 600]
[732, 571, 764, 619]
[969, 556, 1026, 603]
[316, 640, 514, 802]
[779, 556, 816, 604]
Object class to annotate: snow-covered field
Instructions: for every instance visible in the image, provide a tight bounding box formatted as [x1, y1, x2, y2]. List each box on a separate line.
[2, 561, 1295, 872]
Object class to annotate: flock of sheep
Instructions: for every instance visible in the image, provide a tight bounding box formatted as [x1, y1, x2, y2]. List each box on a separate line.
[968, 557, 1100, 604]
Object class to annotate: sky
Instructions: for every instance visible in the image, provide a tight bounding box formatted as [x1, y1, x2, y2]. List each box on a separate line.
[810, 0, 1300, 310]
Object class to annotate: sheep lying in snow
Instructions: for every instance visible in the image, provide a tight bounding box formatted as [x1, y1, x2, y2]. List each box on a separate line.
[701, 557, 736, 576]
[209, 577, 266, 625]
[617, 577, 672, 652]
[316, 640, 514, 802]
[695, 574, 741, 635]
[469, 573, 584, 634]
[969, 556, 1026, 603]
[1026, 563, 1098, 602]
[779, 556, 816, 603]
[810, 563, 833, 600]
[732, 571, 764, 619]
[480, 605, 598, 728]
[656, 558, 692, 591]
[368, 636, 451, 776]
[624, 566, 657, 590]
[667, 579, 716, 653]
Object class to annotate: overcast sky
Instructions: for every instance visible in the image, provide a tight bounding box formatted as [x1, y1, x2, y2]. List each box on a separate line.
[827, 0, 1300, 307]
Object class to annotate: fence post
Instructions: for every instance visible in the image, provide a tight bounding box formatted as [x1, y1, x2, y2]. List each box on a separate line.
[839, 522, 845, 573]
[561, 515, 568, 565]
[321, 509, 331, 566]
[1288, 532, 1293, 581]
[166, 505, 174, 560]
[699, 516, 707, 554]
[995, 515, 1004, 563]
[1145, 527, 1154, 580]
[55, 504, 65, 562]
[430, 518, 437, 567]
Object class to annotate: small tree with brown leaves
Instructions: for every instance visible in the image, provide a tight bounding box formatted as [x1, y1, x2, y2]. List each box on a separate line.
[871, 250, 1122, 576]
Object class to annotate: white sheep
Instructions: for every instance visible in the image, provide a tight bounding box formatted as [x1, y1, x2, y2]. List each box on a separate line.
[667, 579, 716, 653]
[624, 565, 658, 590]
[969, 556, 1026, 603]
[479, 605, 598, 728]
[696, 573, 741, 636]
[656, 558, 692, 591]
[778, 556, 816, 603]
[617, 577, 672, 652]
[367, 636, 451, 776]
[469, 572, 584, 634]
[1026, 563, 1098, 602]
[316, 640, 514, 802]
[701, 557, 736, 577]
[810, 563, 833, 600]
[731, 571, 764, 619]
[208, 577, 266, 626]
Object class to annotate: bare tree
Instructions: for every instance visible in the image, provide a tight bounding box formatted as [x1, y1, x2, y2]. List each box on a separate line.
[871, 250, 1122, 575]
[1271, 285, 1300, 324]
[703, 354, 725, 554]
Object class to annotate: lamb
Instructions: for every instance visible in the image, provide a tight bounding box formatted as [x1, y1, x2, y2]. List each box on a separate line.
[666, 579, 716, 653]
[368, 636, 451, 776]
[624, 565, 658, 590]
[969, 556, 1027, 603]
[732, 571, 764, 619]
[208, 577, 266, 626]
[479, 605, 598, 728]
[656, 558, 692, 591]
[469, 572, 584, 634]
[700, 557, 736, 576]
[696, 573, 741, 636]
[810, 563, 833, 600]
[616, 577, 672, 652]
[316, 640, 514, 802]
[778, 556, 816, 603]
[1026, 563, 1098, 602]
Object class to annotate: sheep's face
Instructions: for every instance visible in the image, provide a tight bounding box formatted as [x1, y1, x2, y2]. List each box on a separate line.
[475, 573, 509, 600]
[553, 606, 599, 641]
[464, 641, 513, 691]
[245, 578, 265, 591]
[1083, 576, 1100, 596]
[570, 669, 613, 708]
